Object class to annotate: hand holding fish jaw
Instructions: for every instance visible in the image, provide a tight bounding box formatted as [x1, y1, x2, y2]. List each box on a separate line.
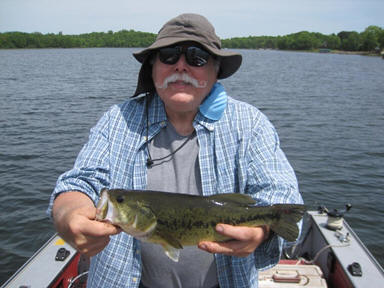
[66, 206, 122, 257]
[198, 224, 270, 258]
[53, 191, 122, 257]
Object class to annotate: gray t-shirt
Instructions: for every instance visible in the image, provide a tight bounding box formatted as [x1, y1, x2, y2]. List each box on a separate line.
[141, 122, 219, 288]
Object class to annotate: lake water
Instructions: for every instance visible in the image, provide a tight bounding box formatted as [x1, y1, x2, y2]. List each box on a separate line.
[0, 48, 383, 284]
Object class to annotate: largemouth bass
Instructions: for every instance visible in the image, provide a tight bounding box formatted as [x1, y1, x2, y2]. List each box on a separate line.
[96, 188, 305, 262]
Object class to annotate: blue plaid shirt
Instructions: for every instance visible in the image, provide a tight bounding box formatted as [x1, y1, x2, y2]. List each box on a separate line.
[48, 89, 303, 288]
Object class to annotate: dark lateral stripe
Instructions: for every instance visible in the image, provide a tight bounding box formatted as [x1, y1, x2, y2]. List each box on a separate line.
[157, 212, 280, 230]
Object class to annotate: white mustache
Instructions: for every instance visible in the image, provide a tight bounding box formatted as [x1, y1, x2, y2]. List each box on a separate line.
[154, 73, 207, 89]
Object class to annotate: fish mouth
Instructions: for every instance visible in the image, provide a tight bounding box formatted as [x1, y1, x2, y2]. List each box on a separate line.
[96, 188, 115, 223]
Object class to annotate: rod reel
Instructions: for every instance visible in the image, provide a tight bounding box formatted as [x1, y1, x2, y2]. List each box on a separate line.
[318, 204, 352, 230]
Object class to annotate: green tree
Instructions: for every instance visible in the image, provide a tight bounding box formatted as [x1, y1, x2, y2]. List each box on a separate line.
[324, 34, 341, 50]
[287, 31, 321, 50]
[339, 31, 361, 51]
[360, 25, 382, 51]
[276, 36, 288, 49]
[0, 33, 15, 48]
[378, 30, 384, 49]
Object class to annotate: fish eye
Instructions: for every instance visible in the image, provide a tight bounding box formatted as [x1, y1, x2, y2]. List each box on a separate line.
[116, 195, 124, 203]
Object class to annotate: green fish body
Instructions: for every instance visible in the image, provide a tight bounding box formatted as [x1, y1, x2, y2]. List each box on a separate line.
[96, 189, 305, 262]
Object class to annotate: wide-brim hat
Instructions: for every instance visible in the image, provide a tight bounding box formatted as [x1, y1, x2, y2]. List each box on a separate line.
[132, 13, 242, 97]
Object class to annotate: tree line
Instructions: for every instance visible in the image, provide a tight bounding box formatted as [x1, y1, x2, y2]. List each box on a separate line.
[0, 30, 156, 49]
[1, 26, 383, 53]
[222, 26, 384, 53]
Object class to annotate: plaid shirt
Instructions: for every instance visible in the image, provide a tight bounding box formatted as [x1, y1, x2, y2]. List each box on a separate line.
[48, 90, 303, 288]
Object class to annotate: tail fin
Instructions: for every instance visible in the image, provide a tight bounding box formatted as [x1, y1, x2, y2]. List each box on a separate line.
[270, 204, 305, 242]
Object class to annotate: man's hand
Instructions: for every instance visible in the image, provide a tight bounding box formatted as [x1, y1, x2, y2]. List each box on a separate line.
[52, 191, 121, 257]
[198, 224, 270, 257]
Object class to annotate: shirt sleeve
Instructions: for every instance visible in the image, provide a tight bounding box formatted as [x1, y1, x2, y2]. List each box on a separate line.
[246, 114, 304, 270]
[46, 110, 111, 218]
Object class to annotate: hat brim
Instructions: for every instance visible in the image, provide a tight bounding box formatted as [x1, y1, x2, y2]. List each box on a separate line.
[133, 38, 242, 80]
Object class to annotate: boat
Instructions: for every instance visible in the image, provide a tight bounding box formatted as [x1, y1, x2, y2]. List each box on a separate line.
[319, 48, 331, 53]
[260, 205, 384, 287]
[2, 205, 384, 288]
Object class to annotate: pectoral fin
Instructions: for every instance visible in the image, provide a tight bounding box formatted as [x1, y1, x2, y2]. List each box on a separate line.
[162, 244, 181, 262]
[156, 230, 183, 262]
[157, 230, 183, 249]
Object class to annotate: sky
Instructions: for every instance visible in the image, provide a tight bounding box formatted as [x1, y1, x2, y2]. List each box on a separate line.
[0, 0, 383, 39]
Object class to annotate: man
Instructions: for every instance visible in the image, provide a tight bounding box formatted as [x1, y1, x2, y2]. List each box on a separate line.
[48, 13, 303, 288]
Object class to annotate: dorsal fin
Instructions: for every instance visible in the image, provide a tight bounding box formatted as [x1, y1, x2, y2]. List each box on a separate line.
[207, 193, 256, 206]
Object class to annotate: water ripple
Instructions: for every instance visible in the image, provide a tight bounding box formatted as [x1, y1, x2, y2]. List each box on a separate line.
[0, 48, 383, 284]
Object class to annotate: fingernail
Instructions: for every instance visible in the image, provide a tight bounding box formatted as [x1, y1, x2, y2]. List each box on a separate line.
[216, 225, 224, 233]
[199, 244, 207, 250]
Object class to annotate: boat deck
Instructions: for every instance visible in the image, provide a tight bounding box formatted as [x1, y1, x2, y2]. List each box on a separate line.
[2, 210, 384, 288]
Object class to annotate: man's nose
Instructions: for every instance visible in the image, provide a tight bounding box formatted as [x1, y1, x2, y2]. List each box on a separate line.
[174, 54, 189, 72]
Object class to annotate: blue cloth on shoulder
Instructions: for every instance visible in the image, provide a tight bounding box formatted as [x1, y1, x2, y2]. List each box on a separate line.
[199, 82, 227, 121]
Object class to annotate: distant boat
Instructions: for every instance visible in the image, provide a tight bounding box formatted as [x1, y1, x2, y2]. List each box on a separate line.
[2, 207, 384, 288]
[319, 48, 331, 53]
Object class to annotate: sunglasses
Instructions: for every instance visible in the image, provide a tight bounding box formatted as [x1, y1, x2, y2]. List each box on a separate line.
[158, 46, 212, 67]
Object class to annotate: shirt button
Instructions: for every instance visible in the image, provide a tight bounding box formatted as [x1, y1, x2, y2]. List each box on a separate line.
[132, 277, 137, 283]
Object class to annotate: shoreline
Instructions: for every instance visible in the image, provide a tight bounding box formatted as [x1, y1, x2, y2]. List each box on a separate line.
[327, 49, 382, 57]
[1, 46, 383, 58]
[271, 48, 383, 57]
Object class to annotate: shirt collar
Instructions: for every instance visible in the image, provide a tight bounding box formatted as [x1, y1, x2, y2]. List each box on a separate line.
[146, 94, 167, 127]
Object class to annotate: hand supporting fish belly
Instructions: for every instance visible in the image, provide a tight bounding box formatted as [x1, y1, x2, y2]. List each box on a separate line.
[96, 188, 305, 262]
[198, 223, 272, 258]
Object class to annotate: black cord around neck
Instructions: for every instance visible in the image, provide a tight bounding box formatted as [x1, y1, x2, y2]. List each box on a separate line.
[146, 95, 153, 167]
[145, 95, 195, 167]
